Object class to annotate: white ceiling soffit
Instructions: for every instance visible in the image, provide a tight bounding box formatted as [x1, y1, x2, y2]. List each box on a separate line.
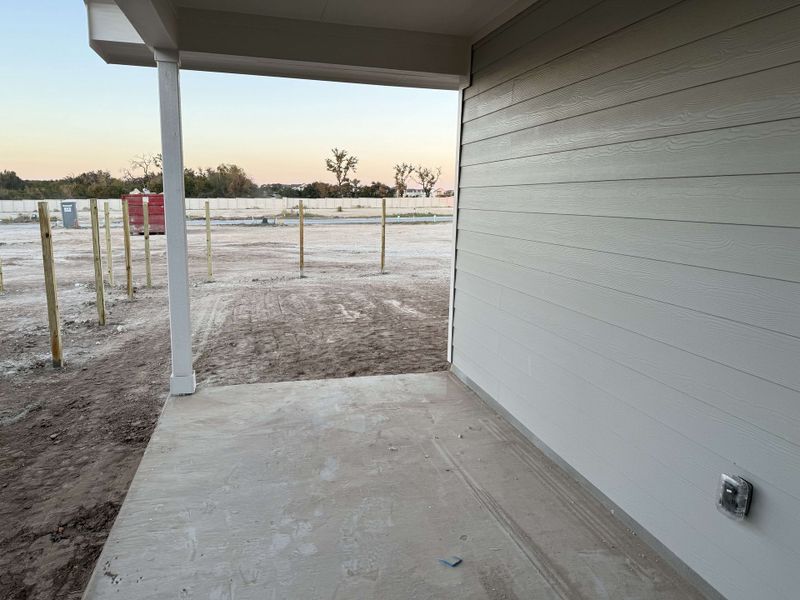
[172, 0, 538, 38]
[85, 0, 539, 89]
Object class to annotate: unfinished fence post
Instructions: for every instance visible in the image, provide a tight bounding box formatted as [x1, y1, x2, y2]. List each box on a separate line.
[299, 199, 305, 277]
[381, 197, 386, 273]
[205, 200, 213, 280]
[37, 202, 63, 367]
[104, 201, 113, 286]
[89, 200, 106, 325]
[121, 198, 133, 299]
[143, 199, 152, 287]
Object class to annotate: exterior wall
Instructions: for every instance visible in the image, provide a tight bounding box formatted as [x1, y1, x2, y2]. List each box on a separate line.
[0, 196, 454, 219]
[451, 1, 800, 599]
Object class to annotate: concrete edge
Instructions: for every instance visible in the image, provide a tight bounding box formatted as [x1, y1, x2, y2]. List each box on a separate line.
[448, 365, 726, 600]
[80, 384, 178, 600]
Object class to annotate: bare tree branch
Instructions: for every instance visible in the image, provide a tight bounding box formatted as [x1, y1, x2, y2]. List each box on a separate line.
[324, 148, 358, 197]
[413, 165, 441, 197]
[393, 163, 414, 197]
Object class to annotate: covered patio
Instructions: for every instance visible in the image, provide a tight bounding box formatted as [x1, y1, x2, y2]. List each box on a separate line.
[81, 1, 800, 598]
[82, 372, 699, 599]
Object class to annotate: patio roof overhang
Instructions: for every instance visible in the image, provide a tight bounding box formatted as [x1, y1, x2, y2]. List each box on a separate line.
[86, 0, 538, 89]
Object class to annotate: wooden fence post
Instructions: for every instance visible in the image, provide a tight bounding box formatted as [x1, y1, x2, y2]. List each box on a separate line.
[89, 199, 106, 325]
[0, 256, 4, 293]
[104, 201, 113, 286]
[37, 202, 63, 367]
[143, 199, 152, 287]
[205, 200, 213, 280]
[122, 198, 133, 299]
[299, 199, 305, 277]
[381, 197, 387, 273]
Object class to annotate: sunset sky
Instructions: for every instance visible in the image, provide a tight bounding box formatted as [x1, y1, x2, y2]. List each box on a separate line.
[0, 1, 459, 188]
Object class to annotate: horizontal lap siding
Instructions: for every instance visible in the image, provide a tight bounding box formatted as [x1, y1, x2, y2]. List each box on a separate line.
[457, 176, 800, 226]
[453, 1, 800, 599]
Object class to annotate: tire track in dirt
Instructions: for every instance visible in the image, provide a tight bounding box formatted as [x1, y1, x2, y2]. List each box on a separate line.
[192, 293, 232, 363]
[194, 278, 449, 386]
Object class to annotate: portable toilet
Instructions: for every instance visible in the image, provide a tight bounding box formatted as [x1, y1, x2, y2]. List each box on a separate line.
[60, 201, 79, 229]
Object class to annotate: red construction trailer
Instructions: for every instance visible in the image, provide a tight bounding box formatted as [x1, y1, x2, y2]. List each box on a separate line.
[124, 194, 165, 234]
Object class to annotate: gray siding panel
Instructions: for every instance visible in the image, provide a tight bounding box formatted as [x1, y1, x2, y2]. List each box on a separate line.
[458, 210, 800, 282]
[457, 230, 800, 339]
[457, 252, 800, 392]
[470, 0, 605, 73]
[453, 1, 800, 598]
[460, 119, 800, 186]
[464, 0, 800, 114]
[457, 176, 800, 226]
[462, 62, 800, 165]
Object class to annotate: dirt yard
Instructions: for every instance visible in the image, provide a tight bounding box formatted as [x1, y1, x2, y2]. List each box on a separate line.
[0, 219, 452, 600]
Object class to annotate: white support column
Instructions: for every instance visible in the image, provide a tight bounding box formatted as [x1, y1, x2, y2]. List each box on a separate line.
[156, 49, 196, 395]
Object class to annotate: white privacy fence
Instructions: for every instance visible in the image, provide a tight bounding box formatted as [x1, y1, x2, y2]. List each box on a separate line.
[0, 196, 454, 219]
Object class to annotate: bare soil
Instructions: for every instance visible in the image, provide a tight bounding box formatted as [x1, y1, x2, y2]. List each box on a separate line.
[0, 220, 451, 599]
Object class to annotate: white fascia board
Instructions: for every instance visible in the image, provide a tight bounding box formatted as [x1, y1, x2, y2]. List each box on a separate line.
[86, 0, 155, 66]
[180, 51, 464, 90]
[86, 1, 144, 45]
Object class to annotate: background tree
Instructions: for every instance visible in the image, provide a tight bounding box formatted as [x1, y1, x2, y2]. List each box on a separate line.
[123, 153, 163, 192]
[183, 168, 204, 197]
[393, 163, 414, 197]
[359, 181, 394, 198]
[0, 170, 25, 191]
[182, 164, 257, 197]
[413, 165, 441, 197]
[63, 171, 127, 199]
[324, 148, 358, 197]
[0, 170, 128, 199]
[308, 181, 334, 198]
[0, 161, 399, 200]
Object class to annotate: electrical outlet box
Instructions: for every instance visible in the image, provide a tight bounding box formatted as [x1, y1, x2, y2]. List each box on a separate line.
[717, 474, 752, 521]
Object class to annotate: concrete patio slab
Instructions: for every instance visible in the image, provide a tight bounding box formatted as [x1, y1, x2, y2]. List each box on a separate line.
[83, 372, 702, 599]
